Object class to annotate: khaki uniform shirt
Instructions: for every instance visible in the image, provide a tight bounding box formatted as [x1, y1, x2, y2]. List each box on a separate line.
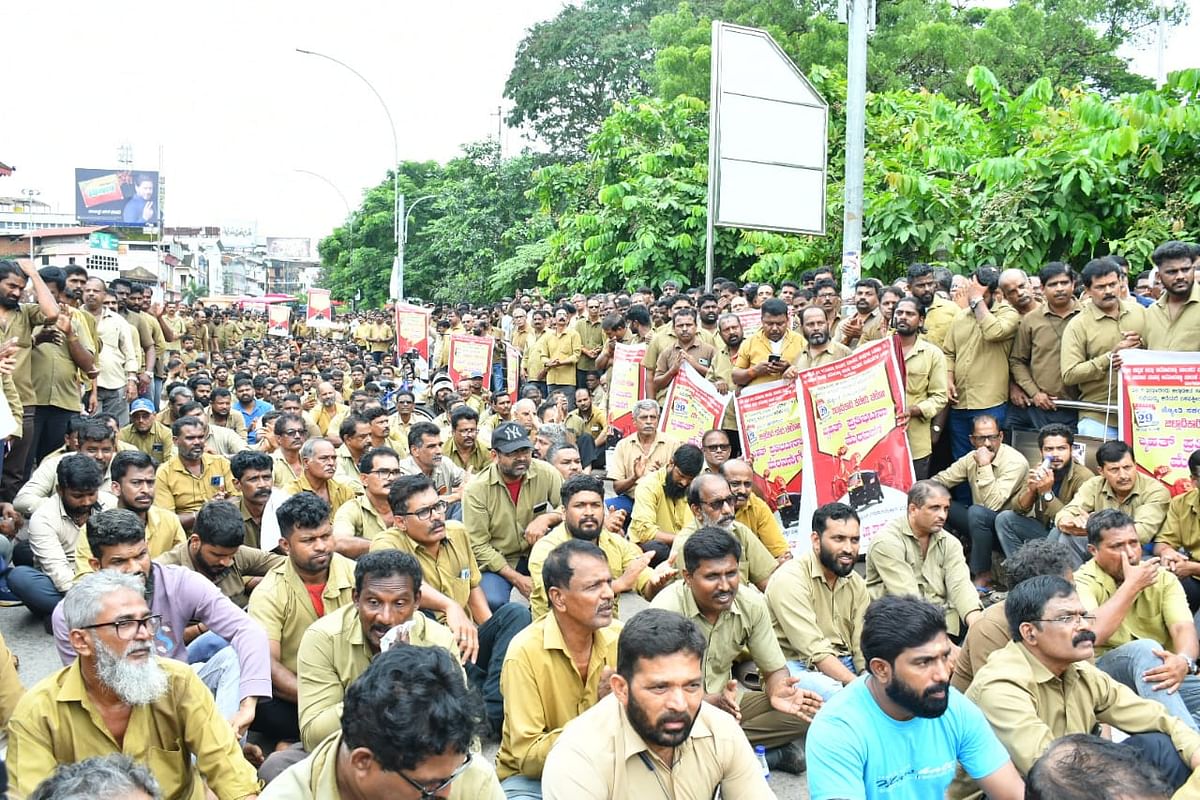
[153, 453, 236, 514]
[528, 524, 651, 621]
[766, 549, 869, 669]
[735, 329, 806, 387]
[281, 473, 357, 518]
[76, 505, 185, 579]
[566, 406, 607, 443]
[155, 540, 284, 609]
[397, 455, 465, 497]
[1008, 459, 1094, 526]
[629, 469, 694, 545]
[966, 641, 1200, 775]
[902, 337, 949, 460]
[464, 459, 562, 573]
[943, 303, 1020, 409]
[1060, 301, 1146, 425]
[792, 340, 852, 371]
[248, 553, 357, 673]
[609, 435, 677, 496]
[923, 295, 959, 350]
[735, 493, 790, 558]
[523, 330, 549, 380]
[32, 308, 96, 411]
[669, 520, 777, 588]
[118, 422, 175, 464]
[542, 694, 771, 800]
[296, 603, 456, 750]
[8, 659, 260, 800]
[652, 581, 786, 698]
[950, 601, 1011, 692]
[0, 303, 50, 409]
[1075, 558, 1191, 657]
[538, 328, 582, 386]
[653, 339, 718, 401]
[495, 613, 622, 780]
[331, 494, 391, 543]
[0, 631, 24, 736]
[575, 317, 605, 372]
[369, 521, 481, 622]
[121, 307, 154, 372]
[210, 411, 248, 441]
[1145, 282, 1200, 352]
[933, 443, 1028, 511]
[835, 310, 880, 349]
[1055, 472, 1170, 545]
[865, 517, 982, 636]
[443, 438, 492, 474]
[1009, 301, 1081, 399]
[1159, 487, 1200, 553]
[333, 444, 364, 492]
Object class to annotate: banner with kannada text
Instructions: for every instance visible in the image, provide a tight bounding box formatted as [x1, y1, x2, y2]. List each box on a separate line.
[267, 304, 290, 337]
[659, 361, 731, 446]
[735, 308, 762, 337]
[735, 379, 804, 522]
[608, 342, 649, 436]
[446, 334, 494, 388]
[306, 288, 331, 324]
[795, 338, 915, 551]
[394, 303, 431, 361]
[1119, 349, 1200, 496]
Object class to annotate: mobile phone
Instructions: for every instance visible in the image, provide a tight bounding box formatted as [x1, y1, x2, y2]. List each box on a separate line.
[767, 355, 781, 363]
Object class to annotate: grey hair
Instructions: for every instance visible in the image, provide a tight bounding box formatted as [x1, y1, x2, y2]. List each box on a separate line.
[62, 570, 145, 631]
[716, 312, 741, 327]
[299, 436, 333, 460]
[28, 753, 162, 800]
[167, 385, 194, 402]
[632, 399, 660, 418]
[537, 424, 570, 448]
[545, 441, 580, 464]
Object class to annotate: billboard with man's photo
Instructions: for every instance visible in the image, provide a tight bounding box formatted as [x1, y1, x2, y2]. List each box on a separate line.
[74, 168, 161, 226]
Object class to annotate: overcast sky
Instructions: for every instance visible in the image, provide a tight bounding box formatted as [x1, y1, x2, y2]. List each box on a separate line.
[4, 0, 1196, 246]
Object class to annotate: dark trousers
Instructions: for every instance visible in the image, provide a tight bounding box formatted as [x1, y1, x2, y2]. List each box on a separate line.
[948, 405, 1007, 504]
[1125, 732, 1193, 791]
[29, 405, 75, 472]
[467, 603, 531, 734]
[250, 697, 300, 744]
[912, 455, 931, 480]
[640, 540, 671, 567]
[1180, 575, 1200, 614]
[946, 502, 999, 577]
[6, 567, 64, 618]
[1, 407, 35, 502]
[1005, 403, 1077, 434]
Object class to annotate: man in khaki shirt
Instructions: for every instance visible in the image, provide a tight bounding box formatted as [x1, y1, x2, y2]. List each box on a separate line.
[954, 575, 1200, 799]
[495, 539, 622, 792]
[628, 445, 704, 565]
[542, 608, 773, 799]
[1053, 440, 1169, 566]
[943, 267, 1020, 461]
[262, 645, 504, 800]
[1153, 451, 1200, 611]
[575, 295, 606, 382]
[1145, 241, 1200, 352]
[732, 298, 806, 388]
[652, 527, 820, 762]
[834, 280, 881, 349]
[866, 480, 983, 637]
[1061, 258, 1146, 438]
[606, 399, 676, 518]
[1007, 263, 1081, 433]
[651, 308, 719, 402]
[793, 305, 852, 371]
[295, 550, 458, 750]
[935, 413, 1028, 590]
[1074, 508, 1200, 730]
[281, 438, 357, 519]
[30, 267, 97, 465]
[463, 421, 563, 612]
[443, 406, 492, 474]
[892, 297, 949, 476]
[331, 446, 398, 558]
[767, 502, 868, 702]
[538, 306, 582, 405]
[723, 458, 791, 560]
[908, 263, 959, 350]
[153, 416, 236, 532]
[667, 473, 777, 591]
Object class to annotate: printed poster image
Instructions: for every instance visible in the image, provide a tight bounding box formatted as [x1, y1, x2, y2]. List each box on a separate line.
[446, 334, 494, 388]
[267, 305, 291, 337]
[796, 338, 915, 551]
[1119, 349, 1200, 496]
[394, 303, 431, 360]
[608, 343, 649, 436]
[734, 379, 805, 548]
[306, 288, 332, 323]
[659, 361, 730, 446]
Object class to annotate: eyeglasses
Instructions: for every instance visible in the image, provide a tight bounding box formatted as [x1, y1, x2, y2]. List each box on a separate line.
[402, 500, 448, 520]
[1035, 612, 1097, 627]
[699, 496, 735, 512]
[397, 753, 472, 798]
[282, 428, 306, 438]
[368, 468, 403, 479]
[703, 444, 731, 452]
[970, 433, 1003, 442]
[83, 614, 162, 641]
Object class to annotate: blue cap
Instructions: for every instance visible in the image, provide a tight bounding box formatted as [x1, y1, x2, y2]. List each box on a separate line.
[130, 398, 155, 415]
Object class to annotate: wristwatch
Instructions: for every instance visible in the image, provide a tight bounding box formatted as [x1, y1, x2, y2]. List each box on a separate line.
[1182, 654, 1199, 675]
[969, 298, 982, 311]
[1042, 491, 1054, 503]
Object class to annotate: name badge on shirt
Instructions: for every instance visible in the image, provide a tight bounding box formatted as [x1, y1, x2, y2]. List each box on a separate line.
[460, 568, 471, 580]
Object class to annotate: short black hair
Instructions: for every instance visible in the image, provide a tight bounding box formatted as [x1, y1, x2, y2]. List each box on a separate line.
[109, 450, 155, 483]
[171, 415, 205, 438]
[812, 502, 859, 534]
[339, 414, 369, 440]
[388, 474, 435, 515]
[671, 443, 704, 478]
[449, 406, 479, 429]
[362, 405, 389, 424]
[1006, 574, 1075, 642]
[908, 479, 950, 507]
[861, 596, 947, 668]
[1086, 508, 1136, 546]
[973, 265, 1001, 291]
[1095, 440, 1132, 468]
[1080, 258, 1122, 288]
[759, 298, 789, 318]
[193, 500, 247, 549]
[1026, 734, 1173, 800]
[1151, 240, 1192, 267]
[616, 608, 706, 683]
[58, 453, 104, 493]
[560, 474, 604, 507]
[542, 539, 607, 594]
[1038, 423, 1075, 448]
[77, 420, 115, 444]
[682, 527, 741, 573]
[274, 412, 306, 436]
[276, 492, 330, 539]
[408, 421, 441, 449]
[1004, 539, 1075, 587]
[340, 645, 485, 773]
[86, 508, 146, 559]
[1039, 261, 1074, 286]
[354, 549, 422, 596]
[230, 449, 273, 480]
[359, 446, 399, 476]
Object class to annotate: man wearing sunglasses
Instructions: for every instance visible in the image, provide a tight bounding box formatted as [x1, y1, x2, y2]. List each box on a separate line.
[262, 645, 503, 799]
[12, 570, 261, 800]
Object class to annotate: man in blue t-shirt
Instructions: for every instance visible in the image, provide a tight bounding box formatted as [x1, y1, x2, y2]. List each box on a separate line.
[807, 595, 1024, 800]
[234, 377, 273, 444]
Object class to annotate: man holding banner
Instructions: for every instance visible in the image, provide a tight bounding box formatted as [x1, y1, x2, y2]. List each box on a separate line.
[651, 308, 720, 402]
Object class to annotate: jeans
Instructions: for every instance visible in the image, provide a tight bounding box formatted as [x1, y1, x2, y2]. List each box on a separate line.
[446, 500, 463, 523]
[948, 405, 1008, 462]
[466, 603, 531, 733]
[501, 775, 542, 800]
[193, 645, 242, 722]
[785, 655, 856, 700]
[1077, 417, 1119, 440]
[1045, 526, 1089, 568]
[946, 502, 999, 577]
[481, 557, 529, 612]
[1124, 732, 1194, 792]
[97, 387, 130, 427]
[995, 510, 1050, 558]
[187, 631, 230, 664]
[151, 376, 164, 411]
[492, 361, 505, 395]
[6, 567, 64, 618]
[1005, 403, 1077, 434]
[1097, 639, 1200, 731]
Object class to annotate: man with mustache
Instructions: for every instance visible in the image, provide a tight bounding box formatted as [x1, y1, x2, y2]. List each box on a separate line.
[794, 305, 851, 370]
[652, 528, 820, 772]
[807, 595, 1024, 800]
[295, 550, 459, 752]
[399, 421, 467, 520]
[629, 443, 704, 567]
[543, 608, 773, 798]
[1061, 257, 1146, 440]
[722, 458, 791, 561]
[331, 446, 400, 558]
[496, 539, 620, 797]
[954, 575, 1200, 798]
[1145, 240, 1200, 352]
[11, 570, 260, 800]
[230, 450, 281, 549]
[1073, 509, 1200, 730]
[1007, 263, 1081, 434]
[892, 297, 950, 480]
[120, 397, 176, 464]
[668, 473, 777, 592]
[767, 502, 869, 701]
[154, 416, 236, 533]
[281, 438, 356, 518]
[834, 279, 881, 349]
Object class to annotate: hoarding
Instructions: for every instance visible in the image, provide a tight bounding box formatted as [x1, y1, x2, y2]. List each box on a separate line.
[266, 237, 313, 261]
[74, 168, 161, 226]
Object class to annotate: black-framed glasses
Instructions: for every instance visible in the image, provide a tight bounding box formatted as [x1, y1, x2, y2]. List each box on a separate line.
[368, 468, 403, 479]
[703, 443, 731, 452]
[397, 752, 472, 798]
[83, 614, 162, 641]
[699, 496, 735, 512]
[402, 500, 448, 520]
[970, 433, 1002, 442]
[1035, 612, 1096, 627]
[282, 428, 306, 438]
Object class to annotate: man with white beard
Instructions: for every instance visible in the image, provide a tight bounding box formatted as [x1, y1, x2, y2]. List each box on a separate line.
[668, 473, 779, 592]
[8, 570, 261, 800]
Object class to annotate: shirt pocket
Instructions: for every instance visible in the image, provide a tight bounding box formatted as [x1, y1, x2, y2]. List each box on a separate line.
[146, 744, 194, 799]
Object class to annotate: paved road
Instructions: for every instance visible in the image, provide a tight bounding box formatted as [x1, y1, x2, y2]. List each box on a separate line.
[0, 596, 811, 798]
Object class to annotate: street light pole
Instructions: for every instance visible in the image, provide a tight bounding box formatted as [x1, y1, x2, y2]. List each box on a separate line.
[841, 0, 869, 302]
[396, 193, 437, 301]
[295, 48, 401, 298]
[293, 169, 352, 218]
[20, 188, 40, 270]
